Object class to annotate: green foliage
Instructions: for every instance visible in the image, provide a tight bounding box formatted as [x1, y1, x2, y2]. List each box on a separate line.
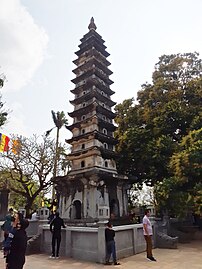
[0, 97, 8, 127]
[154, 177, 194, 218]
[170, 128, 202, 185]
[0, 74, 8, 127]
[0, 135, 56, 216]
[159, 128, 202, 216]
[115, 52, 202, 216]
[51, 110, 68, 130]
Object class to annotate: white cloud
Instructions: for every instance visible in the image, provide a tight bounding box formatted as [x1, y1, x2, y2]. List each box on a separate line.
[0, 0, 48, 92]
[2, 101, 29, 137]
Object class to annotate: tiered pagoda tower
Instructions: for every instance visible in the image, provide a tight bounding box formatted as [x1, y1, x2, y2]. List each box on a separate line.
[59, 18, 128, 220]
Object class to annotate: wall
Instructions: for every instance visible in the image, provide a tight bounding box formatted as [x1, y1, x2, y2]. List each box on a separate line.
[39, 223, 154, 263]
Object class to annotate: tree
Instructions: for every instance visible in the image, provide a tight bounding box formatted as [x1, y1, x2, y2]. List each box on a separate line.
[48, 111, 68, 199]
[115, 52, 202, 187]
[0, 135, 56, 217]
[154, 177, 193, 217]
[0, 74, 8, 127]
[129, 184, 155, 208]
[170, 128, 202, 186]
[0, 78, 4, 88]
[168, 128, 202, 214]
[153, 128, 202, 217]
[0, 171, 42, 211]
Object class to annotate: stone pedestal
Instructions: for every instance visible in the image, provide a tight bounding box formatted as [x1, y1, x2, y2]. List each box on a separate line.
[37, 207, 49, 220]
[18, 207, 26, 217]
[98, 206, 110, 220]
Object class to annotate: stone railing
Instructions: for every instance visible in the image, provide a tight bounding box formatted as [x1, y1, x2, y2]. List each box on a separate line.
[39, 223, 154, 263]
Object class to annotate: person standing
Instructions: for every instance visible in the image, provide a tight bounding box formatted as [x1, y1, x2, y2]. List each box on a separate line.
[48, 210, 56, 224]
[143, 209, 156, 262]
[50, 212, 65, 258]
[31, 210, 38, 221]
[6, 217, 29, 269]
[2, 208, 14, 240]
[1, 208, 14, 258]
[105, 222, 120, 266]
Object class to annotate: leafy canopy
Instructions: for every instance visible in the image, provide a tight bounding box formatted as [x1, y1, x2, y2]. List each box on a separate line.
[115, 52, 202, 215]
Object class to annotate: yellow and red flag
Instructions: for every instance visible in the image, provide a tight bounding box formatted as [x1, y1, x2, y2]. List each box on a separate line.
[0, 133, 10, 152]
[12, 139, 21, 154]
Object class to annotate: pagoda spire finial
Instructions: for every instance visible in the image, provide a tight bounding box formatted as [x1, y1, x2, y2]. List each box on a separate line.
[88, 17, 97, 31]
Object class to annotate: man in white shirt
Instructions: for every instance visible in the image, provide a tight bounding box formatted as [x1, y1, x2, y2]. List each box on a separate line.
[143, 209, 156, 261]
[31, 210, 38, 221]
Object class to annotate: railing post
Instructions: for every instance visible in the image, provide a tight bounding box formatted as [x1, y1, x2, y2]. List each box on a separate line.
[97, 226, 106, 263]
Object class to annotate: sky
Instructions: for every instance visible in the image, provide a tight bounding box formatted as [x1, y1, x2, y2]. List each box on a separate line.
[1, 0, 202, 143]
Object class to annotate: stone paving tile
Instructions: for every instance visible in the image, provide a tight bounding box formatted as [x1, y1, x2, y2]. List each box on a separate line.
[1, 241, 202, 269]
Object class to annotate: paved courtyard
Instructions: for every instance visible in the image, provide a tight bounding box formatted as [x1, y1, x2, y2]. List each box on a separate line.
[1, 240, 202, 269]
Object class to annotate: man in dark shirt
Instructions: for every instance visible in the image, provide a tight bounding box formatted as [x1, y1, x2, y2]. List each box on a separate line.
[48, 210, 56, 224]
[50, 212, 65, 258]
[6, 218, 29, 269]
[105, 222, 120, 265]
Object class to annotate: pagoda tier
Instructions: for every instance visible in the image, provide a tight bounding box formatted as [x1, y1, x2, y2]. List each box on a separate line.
[66, 130, 117, 145]
[97, 118, 117, 131]
[79, 35, 107, 50]
[71, 68, 114, 86]
[72, 57, 113, 76]
[66, 116, 116, 132]
[56, 169, 128, 183]
[69, 89, 116, 107]
[70, 78, 115, 96]
[67, 146, 118, 159]
[73, 49, 111, 67]
[68, 102, 116, 119]
[80, 30, 105, 46]
[75, 41, 110, 58]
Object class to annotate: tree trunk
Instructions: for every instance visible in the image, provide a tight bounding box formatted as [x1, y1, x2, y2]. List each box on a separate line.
[25, 197, 35, 218]
[52, 127, 60, 200]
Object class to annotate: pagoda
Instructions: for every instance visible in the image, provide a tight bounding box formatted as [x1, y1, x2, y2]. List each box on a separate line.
[58, 18, 128, 220]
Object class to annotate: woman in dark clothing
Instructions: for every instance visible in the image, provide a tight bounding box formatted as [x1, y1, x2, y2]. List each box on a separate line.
[6, 218, 29, 269]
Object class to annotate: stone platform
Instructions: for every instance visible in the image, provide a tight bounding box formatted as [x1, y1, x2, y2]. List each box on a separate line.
[1, 240, 202, 269]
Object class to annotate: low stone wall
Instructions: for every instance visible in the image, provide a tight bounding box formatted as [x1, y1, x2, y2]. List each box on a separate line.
[26, 220, 47, 237]
[39, 223, 153, 263]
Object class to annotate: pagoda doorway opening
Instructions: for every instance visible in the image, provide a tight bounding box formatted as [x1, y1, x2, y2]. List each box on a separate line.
[109, 198, 120, 219]
[72, 200, 82, 219]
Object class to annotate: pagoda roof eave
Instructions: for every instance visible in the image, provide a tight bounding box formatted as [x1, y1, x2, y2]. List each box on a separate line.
[75, 43, 110, 58]
[55, 168, 127, 183]
[71, 70, 114, 86]
[70, 90, 116, 107]
[96, 105, 116, 119]
[66, 130, 117, 144]
[80, 30, 105, 44]
[72, 58, 113, 76]
[55, 168, 128, 181]
[73, 50, 111, 67]
[68, 102, 95, 117]
[70, 79, 115, 96]
[99, 147, 119, 159]
[79, 35, 106, 50]
[97, 119, 117, 131]
[66, 117, 117, 132]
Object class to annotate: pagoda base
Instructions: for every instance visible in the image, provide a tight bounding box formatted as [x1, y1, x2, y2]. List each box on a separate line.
[54, 171, 129, 220]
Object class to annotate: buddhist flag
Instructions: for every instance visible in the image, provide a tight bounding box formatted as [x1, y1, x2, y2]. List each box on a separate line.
[0, 133, 10, 152]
